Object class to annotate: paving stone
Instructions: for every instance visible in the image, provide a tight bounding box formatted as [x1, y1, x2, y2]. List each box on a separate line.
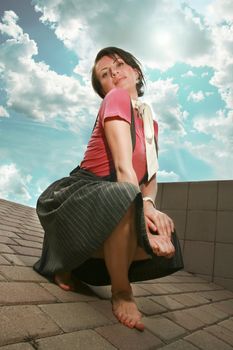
[0, 266, 47, 282]
[88, 300, 117, 322]
[151, 276, 181, 283]
[159, 339, 199, 350]
[41, 283, 99, 302]
[36, 330, 116, 350]
[88, 285, 112, 299]
[2, 254, 38, 267]
[0, 224, 21, 232]
[211, 300, 233, 315]
[164, 309, 205, 331]
[0, 230, 20, 238]
[2, 254, 26, 266]
[0, 244, 14, 254]
[219, 318, 233, 332]
[196, 290, 233, 302]
[0, 282, 57, 305]
[155, 283, 182, 293]
[169, 276, 207, 284]
[139, 283, 170, 295]
[167, 283, 217, 292]
[205, 324, 233, 347]
[9, 245, 41, 257]
[0, 254, 11, 265]
[40, 302, 110, 332]
[169, 293, 209, 307]
[150, 295, 184, 310]
[174, 270, 193, 277]
[185, 330, 233, 350]
[15, 233, 43, 243]
[0, 273, 6, 280]
[18, 228, 43, 237]
[0, 342, 34, 350]
[0, 305, 61, 346]
[186, 305, 227, 324]
[132, 284, 152, 296]
[0, 217, 22, 226]
[96, 323, 163, 350]
[12, 238, 42, 249]
[135, 297, 166, 315]
[143, 316, 187, 341]
[0, 236, 17, 244]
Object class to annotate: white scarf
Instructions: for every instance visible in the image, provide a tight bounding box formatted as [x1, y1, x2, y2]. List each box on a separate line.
[131, 99, 159, 181]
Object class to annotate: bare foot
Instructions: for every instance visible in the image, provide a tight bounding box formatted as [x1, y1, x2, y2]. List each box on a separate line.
[111, 290, 144, 331]
[54, 272, 75, 291]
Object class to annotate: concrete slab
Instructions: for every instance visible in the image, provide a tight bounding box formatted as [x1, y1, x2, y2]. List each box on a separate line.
[185, 330, 233, 350]
[0, 305, 61, 347]
[0, 195, 233, 349]
[0, 282, 57, 305]
[36, 330, 116, 350]
[40, 302, 111, 332]
[96, 323, 163, 350]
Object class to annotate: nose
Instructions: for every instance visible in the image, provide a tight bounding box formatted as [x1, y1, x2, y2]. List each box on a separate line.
[110, 66, 119, 77]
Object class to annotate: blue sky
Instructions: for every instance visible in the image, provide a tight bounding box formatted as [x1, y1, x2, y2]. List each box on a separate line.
[0, 0, 233, 207]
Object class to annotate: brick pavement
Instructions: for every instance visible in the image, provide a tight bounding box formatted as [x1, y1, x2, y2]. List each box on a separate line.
[0, 198, 233, 350]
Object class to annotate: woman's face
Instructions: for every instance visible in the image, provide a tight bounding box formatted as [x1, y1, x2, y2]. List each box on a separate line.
[95, 55, 139, 99]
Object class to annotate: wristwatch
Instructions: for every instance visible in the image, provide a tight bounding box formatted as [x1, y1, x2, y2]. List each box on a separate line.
[143, 196, 156, 208]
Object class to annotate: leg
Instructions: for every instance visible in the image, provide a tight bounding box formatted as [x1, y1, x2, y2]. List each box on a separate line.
[103, 202, 144, 331]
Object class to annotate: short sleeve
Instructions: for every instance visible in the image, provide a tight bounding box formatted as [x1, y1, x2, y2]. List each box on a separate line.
[99, 88, 131, 128]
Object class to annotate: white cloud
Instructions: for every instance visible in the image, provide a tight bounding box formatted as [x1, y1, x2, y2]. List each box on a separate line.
[0, 163, 32, 202]
[32, 0, 214, 73]
[0, 11, 23, 38]
[207, 0, 233, 24]
[0, 10, 99, 132]
[158, 169, 180, 182]
[188, 109, 233, 178]
[188, 90, 205, 102]
[201, 72, 209, 77]
[0, 106, 9, 117]
[31, 0, 233, 117]
[182, 70, 196, 78]
[194, 109, 233, 147]
[144, 78, 187, 136]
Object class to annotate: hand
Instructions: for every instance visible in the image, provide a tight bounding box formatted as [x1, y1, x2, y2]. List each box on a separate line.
[147, 232, 175, 258]
[144, 202, 174, 238]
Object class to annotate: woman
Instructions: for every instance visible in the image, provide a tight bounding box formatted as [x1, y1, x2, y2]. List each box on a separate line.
[34, 47, 183, 331]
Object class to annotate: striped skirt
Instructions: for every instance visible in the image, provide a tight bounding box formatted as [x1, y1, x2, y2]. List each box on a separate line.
[33, 167, 184, 285]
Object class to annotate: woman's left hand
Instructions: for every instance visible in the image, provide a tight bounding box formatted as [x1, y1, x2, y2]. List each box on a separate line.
[144, 202, 175, 238]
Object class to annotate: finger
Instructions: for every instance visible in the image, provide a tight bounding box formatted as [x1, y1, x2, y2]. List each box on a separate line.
[168, 218, 175, 235]
[155, 237, 174, 257]
[148, 221, 157, 232]
[146, 217, 157, 232]
[156, 216, 170, 237]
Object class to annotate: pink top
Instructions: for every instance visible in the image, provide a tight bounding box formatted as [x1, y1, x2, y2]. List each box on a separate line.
[80, 88, 158, 183]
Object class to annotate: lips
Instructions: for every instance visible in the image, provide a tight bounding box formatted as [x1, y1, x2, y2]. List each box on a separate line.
[115, 77, 126, 84]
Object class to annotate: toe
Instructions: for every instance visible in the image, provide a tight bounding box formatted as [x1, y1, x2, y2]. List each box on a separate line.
[135, 321, 145, 331]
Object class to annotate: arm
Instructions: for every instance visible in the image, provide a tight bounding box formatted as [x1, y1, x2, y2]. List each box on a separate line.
[104, 117, 175, 258]
[141, 175, 175, 237]
[104, 117, 139, 189]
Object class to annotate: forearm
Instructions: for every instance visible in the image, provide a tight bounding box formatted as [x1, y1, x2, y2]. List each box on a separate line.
[116, 166, 140, 190]
[140, 174, 158, 204]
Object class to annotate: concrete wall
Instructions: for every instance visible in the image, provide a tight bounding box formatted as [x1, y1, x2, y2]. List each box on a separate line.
[156, 180, 233, 291]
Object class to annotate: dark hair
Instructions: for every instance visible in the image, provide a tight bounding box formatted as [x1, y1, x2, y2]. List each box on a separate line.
[91, 47, 145, 99]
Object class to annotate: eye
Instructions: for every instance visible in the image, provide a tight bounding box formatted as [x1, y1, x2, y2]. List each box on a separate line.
[117, 61, 124, 67]
[102, 71, 108, 78]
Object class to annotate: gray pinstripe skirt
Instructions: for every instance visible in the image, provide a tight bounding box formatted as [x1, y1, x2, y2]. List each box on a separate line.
[34, 167, 183, 285]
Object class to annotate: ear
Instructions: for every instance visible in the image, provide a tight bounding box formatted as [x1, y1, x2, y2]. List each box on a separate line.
[134, 68, 140, 82]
